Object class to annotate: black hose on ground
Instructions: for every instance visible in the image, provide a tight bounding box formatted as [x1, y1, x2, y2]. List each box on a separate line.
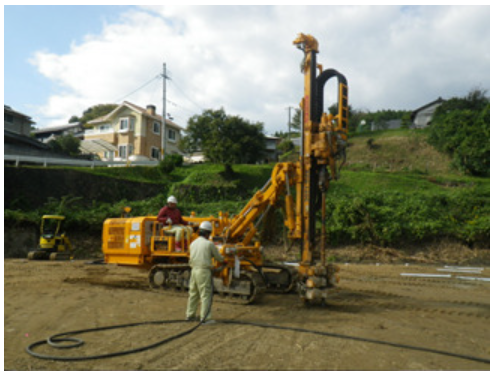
[26, 319, 203, 361]
[25, 316, 490, 364]
[25, 273, 490, 365]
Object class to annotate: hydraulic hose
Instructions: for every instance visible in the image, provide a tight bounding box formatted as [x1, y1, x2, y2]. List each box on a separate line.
[26, 319, 203, 361]
[25, 273, 490, 365]
[25, 316, 490, 364]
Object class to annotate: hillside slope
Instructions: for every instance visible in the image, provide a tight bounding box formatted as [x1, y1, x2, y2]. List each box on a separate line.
[347, 129, 456, 175]
[5, 129, 489, 254]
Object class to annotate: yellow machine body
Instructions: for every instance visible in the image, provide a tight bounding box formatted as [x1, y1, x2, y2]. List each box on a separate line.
[28, 215, 72, 260]
[102, 215, 265, 292]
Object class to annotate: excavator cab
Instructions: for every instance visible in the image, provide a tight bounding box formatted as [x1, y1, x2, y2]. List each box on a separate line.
[28, 215, 73, 261]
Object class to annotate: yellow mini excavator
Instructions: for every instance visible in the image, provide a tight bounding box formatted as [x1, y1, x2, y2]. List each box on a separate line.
[28, 215, 73, 261]
[102, 33, 349, 305]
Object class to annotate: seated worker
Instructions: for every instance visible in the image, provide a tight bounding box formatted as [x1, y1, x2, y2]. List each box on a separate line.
[157, 196, 193, 250]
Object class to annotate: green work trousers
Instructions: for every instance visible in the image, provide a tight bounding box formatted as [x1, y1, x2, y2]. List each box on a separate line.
[186, 268, 213, 321]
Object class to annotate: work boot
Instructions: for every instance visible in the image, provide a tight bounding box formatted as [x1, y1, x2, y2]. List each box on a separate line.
[202, 319, 216, 325]
[186, 316, 199, 322]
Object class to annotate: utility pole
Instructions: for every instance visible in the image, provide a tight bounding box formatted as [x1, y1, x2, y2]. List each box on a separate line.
[286, 106, 292, 136]
[161, 63, 168, 160]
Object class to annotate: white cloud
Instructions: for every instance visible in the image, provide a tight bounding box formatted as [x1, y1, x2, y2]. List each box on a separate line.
[30, 5, 490, 133]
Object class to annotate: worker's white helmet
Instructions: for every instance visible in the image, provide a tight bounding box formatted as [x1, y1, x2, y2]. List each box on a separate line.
[167, 196, 178, 204]
[199, 221, 213, 232]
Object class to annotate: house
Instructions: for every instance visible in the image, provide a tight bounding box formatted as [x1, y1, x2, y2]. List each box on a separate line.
[372, 119, 402, 131]
[411, 97, 444, 128]
[4, 128, 53, 158]
[4, 105, 65, 159]
[4, 105, 34, 136]
[264, 135, 282, 162]
[84, 101, 184, 161]
[184, 151, 206, 164]
[183, 135, 282, 164]
[32, 122, 85, 143]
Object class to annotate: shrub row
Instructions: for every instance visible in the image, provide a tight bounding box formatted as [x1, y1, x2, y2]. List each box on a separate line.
[326, 188, 489, 247]
[5, 183, 489, 248]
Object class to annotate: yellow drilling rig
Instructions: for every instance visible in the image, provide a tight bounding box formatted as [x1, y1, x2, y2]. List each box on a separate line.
[102, 33, 349, 304]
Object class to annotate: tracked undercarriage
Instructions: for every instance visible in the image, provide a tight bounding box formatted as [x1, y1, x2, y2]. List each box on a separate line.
[27, 250, 72, 261]
[148, 263, 296, 304]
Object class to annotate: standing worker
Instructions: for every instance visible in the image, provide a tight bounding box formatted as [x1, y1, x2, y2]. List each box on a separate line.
[157, 196, 192, 250]
[186, 221, 225, 323]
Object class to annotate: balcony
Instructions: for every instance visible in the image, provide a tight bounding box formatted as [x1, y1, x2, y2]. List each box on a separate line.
[84, 128, 115, 136]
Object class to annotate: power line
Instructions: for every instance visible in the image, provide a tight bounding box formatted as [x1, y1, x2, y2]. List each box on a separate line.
[169, 77, 205, 112]
[114, 74, 162, 103]
[166, 98, 197, 115]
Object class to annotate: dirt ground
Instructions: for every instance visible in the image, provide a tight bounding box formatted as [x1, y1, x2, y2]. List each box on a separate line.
[4, 252, 490, 371]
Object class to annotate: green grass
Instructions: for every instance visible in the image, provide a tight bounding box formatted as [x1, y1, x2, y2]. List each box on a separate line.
[332, 170, 488, 196]
[5, 129, 490, 247]
[67, 165, 170, 184]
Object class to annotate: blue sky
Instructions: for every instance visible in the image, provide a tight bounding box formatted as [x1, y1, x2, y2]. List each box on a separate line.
[3, 5, 491, 134]
[4, 5, 134, 119]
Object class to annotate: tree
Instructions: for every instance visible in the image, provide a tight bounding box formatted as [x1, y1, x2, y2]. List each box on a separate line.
[68, 115, 79, 123]
[427, 89, 489, 177]
[277, 138, 295, 154]
[290, 108, 302, 132]
[47, 134, 81, 157]
[70, 104, 118, 127]
[181, 108, 266, 175]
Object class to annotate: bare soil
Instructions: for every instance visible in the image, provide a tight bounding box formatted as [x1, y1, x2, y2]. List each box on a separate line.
[4, 252, 490, 371]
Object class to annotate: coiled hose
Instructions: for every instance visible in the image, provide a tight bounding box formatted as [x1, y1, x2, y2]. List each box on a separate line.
[26, 272, 490, 365]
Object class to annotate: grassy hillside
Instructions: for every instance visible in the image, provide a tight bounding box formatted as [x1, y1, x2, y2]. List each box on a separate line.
[347, 129, 457, 175]
[5, 129, 489, 248]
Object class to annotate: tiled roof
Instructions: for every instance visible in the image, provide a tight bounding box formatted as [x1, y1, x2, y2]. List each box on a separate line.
[88, 101, 183, 130]
[411, 97, 444, 116]
[4, 105, 35, 123]
[4, 129, 49, 149]
[32, 122, 83, 134]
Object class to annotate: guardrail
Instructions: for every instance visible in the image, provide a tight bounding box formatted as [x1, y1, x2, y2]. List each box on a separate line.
[4, 155, 159, 168]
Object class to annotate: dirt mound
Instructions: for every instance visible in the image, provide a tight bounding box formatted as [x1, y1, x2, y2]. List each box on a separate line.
[263, 240, 489, 266]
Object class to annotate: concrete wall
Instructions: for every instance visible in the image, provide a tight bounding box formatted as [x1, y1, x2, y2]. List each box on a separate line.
[5, 167, 164, 210]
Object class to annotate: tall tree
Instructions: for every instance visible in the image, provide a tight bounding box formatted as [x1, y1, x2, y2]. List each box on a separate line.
[428, 89, 489, 177]
[181, 108, 266, 175]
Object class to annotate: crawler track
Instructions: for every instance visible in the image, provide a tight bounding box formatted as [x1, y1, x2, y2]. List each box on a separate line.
[148, 264, 268, 304]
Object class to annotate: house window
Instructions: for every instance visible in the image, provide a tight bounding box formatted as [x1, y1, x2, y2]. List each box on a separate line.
[4, 113, 13, 123]
[118, 144, 134, 159]
[120, 118, 129, 131]
[151, 147, 160, 160]
[168, 129, 176, 142]
[130, 117, 135, 131]
[153, 121, 161, 134]
[99, 124, 111, 132]
[104, 151, 114, 160]
[118, 145, 127, 159]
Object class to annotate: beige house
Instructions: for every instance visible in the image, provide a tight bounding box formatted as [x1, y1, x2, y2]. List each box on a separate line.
[84, 101, 184, 161]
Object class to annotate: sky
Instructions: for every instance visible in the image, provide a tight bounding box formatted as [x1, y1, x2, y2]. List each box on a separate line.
[3, 5, 491, 135]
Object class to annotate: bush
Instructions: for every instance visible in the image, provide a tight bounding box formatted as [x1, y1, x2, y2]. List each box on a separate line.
[277, 139, 295, 154]
[428, 90, 490, 177]
[325, 187, 489, 247]
[158, 154, 184, 174]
